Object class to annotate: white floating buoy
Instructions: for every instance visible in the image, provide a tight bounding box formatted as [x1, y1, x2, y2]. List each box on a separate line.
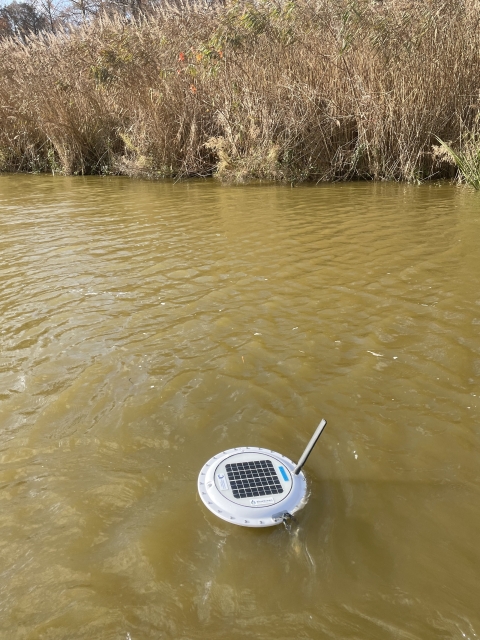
[198, 419, 327, 528]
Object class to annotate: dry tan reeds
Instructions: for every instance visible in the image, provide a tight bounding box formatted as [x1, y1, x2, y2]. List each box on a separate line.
[1, 0, 480, 182]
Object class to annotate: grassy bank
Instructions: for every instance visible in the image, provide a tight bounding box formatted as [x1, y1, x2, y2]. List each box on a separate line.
[1, 0, 480, 183]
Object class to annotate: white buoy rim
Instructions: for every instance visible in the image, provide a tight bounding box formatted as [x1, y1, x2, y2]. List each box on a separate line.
[198, 447, 308, 528]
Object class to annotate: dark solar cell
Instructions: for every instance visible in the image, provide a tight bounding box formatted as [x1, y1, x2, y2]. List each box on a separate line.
[226, 460, 284, 499]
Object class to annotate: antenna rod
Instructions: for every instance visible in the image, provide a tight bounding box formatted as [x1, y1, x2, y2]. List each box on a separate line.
[294, 419, 327, 475]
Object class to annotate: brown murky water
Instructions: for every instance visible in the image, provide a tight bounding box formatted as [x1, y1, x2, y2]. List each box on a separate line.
[0, 174, 479, 640]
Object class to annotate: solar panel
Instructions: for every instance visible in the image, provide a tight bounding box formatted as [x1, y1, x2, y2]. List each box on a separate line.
[225, 459, 284, 499]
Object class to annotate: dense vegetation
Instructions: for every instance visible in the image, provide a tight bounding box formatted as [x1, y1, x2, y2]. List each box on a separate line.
[1, 0, 480, 184]
[0, 0, 158, 37]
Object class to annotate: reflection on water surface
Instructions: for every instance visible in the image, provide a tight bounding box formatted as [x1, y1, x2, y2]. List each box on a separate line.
[0, 175, 479, 639]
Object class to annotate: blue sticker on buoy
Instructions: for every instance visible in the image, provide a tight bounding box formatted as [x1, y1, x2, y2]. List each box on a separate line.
[278, 466, 289, 482]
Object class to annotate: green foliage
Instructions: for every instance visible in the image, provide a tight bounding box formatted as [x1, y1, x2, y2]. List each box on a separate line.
[434, 136, 480, 190]
[207, 0, 297, 52]
[90, 64, 111, 84]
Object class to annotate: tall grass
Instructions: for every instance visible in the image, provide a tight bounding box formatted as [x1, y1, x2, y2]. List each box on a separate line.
[434, 135, 480, 190]
[1, 0, 480, 182]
